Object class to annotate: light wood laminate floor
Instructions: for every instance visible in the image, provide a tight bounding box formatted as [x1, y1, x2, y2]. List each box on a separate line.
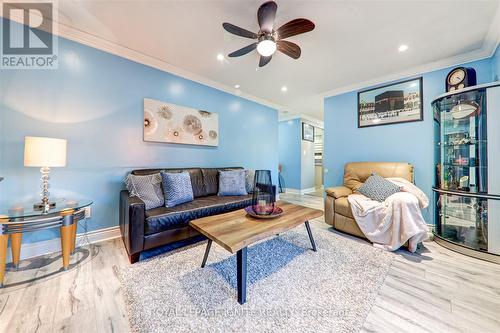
[0, 193, 499, 332]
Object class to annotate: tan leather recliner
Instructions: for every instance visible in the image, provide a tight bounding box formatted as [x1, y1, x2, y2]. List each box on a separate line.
[324, 162, 414, 239]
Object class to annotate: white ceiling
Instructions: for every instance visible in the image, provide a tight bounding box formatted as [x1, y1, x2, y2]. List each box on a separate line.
[15, 1, 500, 119]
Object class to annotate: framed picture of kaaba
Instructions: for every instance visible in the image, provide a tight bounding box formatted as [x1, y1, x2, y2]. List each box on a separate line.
[357, 77, 423, 128]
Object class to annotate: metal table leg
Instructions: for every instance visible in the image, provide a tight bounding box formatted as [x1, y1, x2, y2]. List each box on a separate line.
[201, 239, 212, 268]
[237, 247, 247, 305]
[304, 221, 317, 252]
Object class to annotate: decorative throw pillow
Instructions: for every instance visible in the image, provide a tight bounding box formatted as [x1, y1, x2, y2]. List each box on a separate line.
[125, 173, 164, 210]
[218, 170, 248, 196]
[357, 173, 401, 202]
[161, 171, 194, 208]
[245, 169, 256, 193]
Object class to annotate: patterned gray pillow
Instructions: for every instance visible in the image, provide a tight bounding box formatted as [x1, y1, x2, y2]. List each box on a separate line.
[218, 170, 248, 196]
[357, 173, 401, 202]
[245, 169, 256, 193]
[125, 173, 164, 210]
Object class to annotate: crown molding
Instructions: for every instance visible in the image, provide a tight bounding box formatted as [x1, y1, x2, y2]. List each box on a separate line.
[322, 4, 500, 98]
[1, 12, 283, 111]
[321, 47, 493, 98]
[279, 113, 324, 128]
[3, 4, 499, 110]
[483, 2, 500, 57]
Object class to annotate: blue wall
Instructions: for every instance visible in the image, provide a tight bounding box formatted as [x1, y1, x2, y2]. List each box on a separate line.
[323, 58, 493, 223]
[278, 119, 301, 189]
[493, 44, 500, 82]
[0, 20, 278, 244]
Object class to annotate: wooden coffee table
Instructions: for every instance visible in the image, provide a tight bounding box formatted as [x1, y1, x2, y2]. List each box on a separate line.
[189, 201, 323, 304]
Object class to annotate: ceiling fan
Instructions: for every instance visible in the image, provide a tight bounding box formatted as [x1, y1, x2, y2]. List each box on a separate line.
[222, 1, 315, 67]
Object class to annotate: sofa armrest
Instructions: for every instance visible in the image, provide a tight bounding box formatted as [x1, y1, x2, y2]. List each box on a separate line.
[119, 190, 145, 257]
[325, 186, 352, 199]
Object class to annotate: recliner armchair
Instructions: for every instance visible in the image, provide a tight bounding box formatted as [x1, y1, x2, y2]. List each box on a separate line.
[324, 162, 414, 239]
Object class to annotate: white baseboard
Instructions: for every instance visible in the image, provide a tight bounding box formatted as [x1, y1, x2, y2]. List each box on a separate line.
[284, 187, 321, 195]
[5, 226, 121, 263]
[301, 187, 319, 194]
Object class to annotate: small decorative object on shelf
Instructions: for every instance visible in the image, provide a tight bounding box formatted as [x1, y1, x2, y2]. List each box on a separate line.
[251, 170, 275, 216]
[445, 67, 477, 92]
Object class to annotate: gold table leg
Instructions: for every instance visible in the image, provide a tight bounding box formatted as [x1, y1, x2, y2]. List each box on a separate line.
[10, 232, 22, 269]
[0, 216, 8, 288]
[0, 234, 8, 288]
[60, 209, 74, 270]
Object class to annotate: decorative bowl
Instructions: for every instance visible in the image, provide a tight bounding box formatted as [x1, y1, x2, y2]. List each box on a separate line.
[244, 206, 283, 219]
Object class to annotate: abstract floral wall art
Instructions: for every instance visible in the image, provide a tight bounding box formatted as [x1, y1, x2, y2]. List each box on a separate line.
[144, 98, 219, 146]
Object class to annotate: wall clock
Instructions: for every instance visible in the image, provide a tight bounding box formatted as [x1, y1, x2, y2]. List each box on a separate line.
[445, 67, 476, 92]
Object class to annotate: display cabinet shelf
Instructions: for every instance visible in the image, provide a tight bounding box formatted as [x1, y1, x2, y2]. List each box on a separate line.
[432, 82, 500, 264]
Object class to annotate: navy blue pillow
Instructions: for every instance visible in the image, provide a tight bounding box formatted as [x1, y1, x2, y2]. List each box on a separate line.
[161, 171, 194, 207]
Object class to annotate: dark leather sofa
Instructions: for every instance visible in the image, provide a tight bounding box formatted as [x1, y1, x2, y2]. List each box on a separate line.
[119, 167, 254, 263]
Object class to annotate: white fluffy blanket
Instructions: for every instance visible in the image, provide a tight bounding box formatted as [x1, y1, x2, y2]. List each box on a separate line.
[347, 177, 429, 252]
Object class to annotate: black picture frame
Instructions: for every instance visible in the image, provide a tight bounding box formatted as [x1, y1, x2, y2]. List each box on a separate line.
[357, 77, 423, 128]
[302, 122, 314, 142]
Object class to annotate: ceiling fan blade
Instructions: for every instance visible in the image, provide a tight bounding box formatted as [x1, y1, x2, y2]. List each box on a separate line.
[277, 40, 301, 59]
[223, 22, 258, 39]
[257, 1, 277, 33]
[228, 43, 258, 57]
[276, 18, 315, 39]
[259, 55, 272, 67]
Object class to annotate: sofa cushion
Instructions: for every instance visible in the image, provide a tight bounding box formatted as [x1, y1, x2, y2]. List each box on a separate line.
[218, 170, 247, 196]
[357, 173, 401, 202]
[201, 168, 219, 195]
[133, 168, 205, 198]
[161, 171, 194, 207]
[201, 167, 244, 196]
[343, 162, 413, 191]
[334, 197, 354, 219]
[245, 169, 256, 193]
[144, 194, 252, 235]
[125, 173, 164, 210]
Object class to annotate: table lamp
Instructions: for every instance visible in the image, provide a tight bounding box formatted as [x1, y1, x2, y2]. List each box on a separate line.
[24, 136, 67, 212]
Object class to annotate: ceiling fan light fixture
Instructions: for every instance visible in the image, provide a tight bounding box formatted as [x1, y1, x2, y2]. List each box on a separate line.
[222, 1, 315, 66]
[257, 36, 276, 57]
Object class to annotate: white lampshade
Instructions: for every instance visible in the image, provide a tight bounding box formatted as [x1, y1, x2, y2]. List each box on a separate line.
[24, 136, 67, 167]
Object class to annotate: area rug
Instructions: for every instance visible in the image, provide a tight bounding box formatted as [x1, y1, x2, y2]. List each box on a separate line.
[119, 223, 393, 333]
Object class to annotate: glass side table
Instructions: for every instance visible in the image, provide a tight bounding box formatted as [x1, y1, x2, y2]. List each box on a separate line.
[0, 198, 93, 288]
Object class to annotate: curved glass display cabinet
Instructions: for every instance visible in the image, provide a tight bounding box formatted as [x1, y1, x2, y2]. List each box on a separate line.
[432, 82, 500, 263]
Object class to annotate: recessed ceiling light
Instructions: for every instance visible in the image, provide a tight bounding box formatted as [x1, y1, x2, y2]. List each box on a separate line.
[234, 84, 240, 89]
[398, 44, 409, 52]
[281, 86, 288, 92]
[216, 53, 224, 61]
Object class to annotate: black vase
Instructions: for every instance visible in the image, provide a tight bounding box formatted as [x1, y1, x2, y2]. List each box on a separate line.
[252, 170, 275, 215]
